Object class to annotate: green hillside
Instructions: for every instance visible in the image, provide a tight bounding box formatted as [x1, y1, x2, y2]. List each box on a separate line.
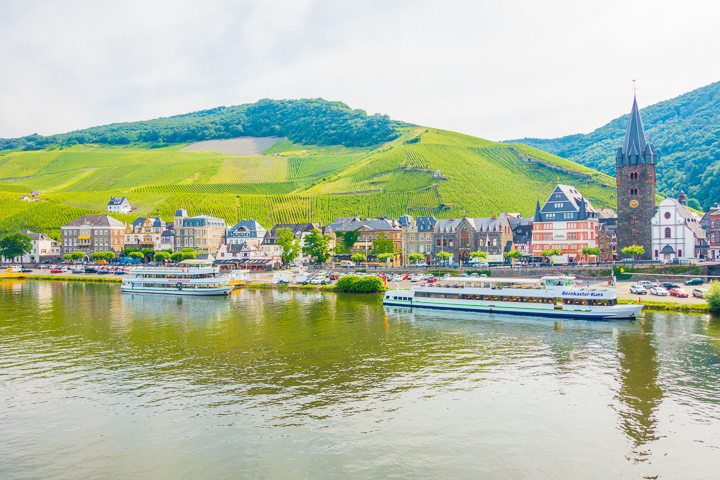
[0, 126, 618, 239]
[505, 81, 720, 210]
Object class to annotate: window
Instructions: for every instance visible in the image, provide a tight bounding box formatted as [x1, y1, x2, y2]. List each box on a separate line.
[492, 239, 497, 247]
[664, 227, 671, 238]
[632, 216, 637, 224]
[664, 212, 671, 219]
[655, 249, 658, 257]
[632, 229, 636, 236]
[678, 249, 682, 257]
[630, 188, 638, 196]
[629, 172, 639, 180]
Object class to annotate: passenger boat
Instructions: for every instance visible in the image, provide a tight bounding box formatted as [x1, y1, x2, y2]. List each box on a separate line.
[383, 275, 642, 319]
[121, 267, 234, 296]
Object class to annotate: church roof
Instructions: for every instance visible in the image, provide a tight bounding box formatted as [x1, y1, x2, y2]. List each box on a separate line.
[623, 97, 648, 156]
[617, 96, 657, 166]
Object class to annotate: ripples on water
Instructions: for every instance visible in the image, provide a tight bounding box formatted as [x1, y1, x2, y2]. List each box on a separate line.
[1, 281, 719, 479]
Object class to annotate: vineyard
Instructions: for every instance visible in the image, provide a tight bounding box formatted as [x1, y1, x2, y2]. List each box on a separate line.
[0, 126, 622, 238]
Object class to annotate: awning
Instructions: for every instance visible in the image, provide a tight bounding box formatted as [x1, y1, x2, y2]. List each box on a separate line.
[660, 245, 675, 254]
[78, 236, 91, 240]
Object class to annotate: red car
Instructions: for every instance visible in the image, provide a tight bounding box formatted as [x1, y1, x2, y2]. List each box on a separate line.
[427, 277, 438, 283]
[329, 274, 340, 280]
[50, 268, 66, 273]
[669, 288, 689, 298]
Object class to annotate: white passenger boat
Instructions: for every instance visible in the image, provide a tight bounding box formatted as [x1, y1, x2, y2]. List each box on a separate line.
[121, 267, 234, 296]
[383, 276, 643, 319]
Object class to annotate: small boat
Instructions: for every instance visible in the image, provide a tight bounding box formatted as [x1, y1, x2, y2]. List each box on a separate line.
[121, 267, 234, 296]
[383, 275, 642, 320]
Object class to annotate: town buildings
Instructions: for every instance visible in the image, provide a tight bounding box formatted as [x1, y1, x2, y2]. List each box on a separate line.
[598, 224, 617, 261]
[532, 185, 599, 263]
[124, 217, 166, 250]
[0, 230, 61, 263]
[173, 210, 227, 254]
[329, 217, 402, 257]
[651, 193, 706, 262]
[216, 242, 281, 270]
[400, 215, 436, 264]
[107, 197, 131, 214]
[261, 223, 335, 264]
[226, 219, 266, 248]
[615, 96, 657, 260]
[508, 216, 533, 257]
[700, 205, 720, 261]
[431, 215, 514, 265]
[61, 215, 126, 255]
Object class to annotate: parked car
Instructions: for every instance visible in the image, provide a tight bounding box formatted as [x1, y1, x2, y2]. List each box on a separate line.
[630, 284, 648, 295]
[684, 278, 703, 286]
[669, 288, 689, 298]
[72, 267, 84, 274]
[84, 267, 98, 274]
[621, 258, 635, 263]
[660, 282, 681, 290]
[692, 288, 708, 298]
[650, 286, 669, 296]
[637, 281, 655, 288]
[114, 269, 127, 275]
[50, 268, 67, 274]
[97, 268, 112, 275]
[427, 277, 438, 283]
[474, 262, 490, 268]
[20, 268, 33, 273]
[415, 262, 428, 267]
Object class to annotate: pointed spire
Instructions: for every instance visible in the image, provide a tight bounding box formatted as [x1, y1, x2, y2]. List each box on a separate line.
[578, 197, 587, 220]
[623, 96, 648, 156]
[534, 200, 542, 222]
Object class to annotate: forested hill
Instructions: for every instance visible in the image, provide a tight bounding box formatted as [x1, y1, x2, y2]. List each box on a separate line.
[505, 81, 720, 210]
[0, 98, 405, 151]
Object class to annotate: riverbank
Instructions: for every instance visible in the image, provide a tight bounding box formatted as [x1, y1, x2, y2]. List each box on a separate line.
[618, 298, 710, 313]
[241, 282, 339, 292]
[27, 275, 122, 284]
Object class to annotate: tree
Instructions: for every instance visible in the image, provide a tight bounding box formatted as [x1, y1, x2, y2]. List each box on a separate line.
[141, 248, 155, 263]
[372, 239, 395, 253]
[63, 253, 72, 261]
[706, 280, 720, 313]
[336, 229, 360, 253]
[470, 251, 487, 262]
[70, 251, 86, 262]
[122, 247, 140, 256]
[541, 249, 561, 263]
[582, 247, 601, 257]
[276, 227, 301, 266]
[436, 251, 452, 265]
[91, 251, 115, 263]
[302, 228, 334, 265]
[408, 253, 424, 264]
[170, 252, 184, 263]
[621, 245, 645, 261]
[0, 232, 32, 262]
[503, 250, 523, 266]
[154, 251, 171, 263]
[351, 253, 366, 265]
[128, 252, 144, 260]
[377, 252, 398, 265]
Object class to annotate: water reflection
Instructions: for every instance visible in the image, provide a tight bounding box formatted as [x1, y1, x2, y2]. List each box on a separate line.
[2, 283, 720, 479]
[615, 317, 662, 460]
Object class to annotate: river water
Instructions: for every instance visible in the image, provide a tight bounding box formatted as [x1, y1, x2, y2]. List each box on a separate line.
[1, 281, 719, 479]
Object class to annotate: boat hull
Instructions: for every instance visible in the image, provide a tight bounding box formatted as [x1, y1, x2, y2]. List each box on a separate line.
[121, 286, 234, 296]
[382, 298, 643, 320]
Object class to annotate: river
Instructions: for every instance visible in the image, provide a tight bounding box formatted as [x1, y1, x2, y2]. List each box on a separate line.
[1, 281, 719, 479]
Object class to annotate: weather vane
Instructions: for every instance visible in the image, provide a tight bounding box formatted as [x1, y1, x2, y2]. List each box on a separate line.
[631, 79, 639, 96]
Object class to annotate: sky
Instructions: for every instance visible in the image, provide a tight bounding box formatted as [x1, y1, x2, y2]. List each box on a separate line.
[1, 0, 719, 142]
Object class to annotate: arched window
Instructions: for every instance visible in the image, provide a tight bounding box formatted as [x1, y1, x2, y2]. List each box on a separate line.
[630, 188, 638, 196]
[664, 227, 671, 238]
[629, 172, 639, 180]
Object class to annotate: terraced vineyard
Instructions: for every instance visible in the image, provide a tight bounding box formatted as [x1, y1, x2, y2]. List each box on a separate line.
[0, 126, 620, 238]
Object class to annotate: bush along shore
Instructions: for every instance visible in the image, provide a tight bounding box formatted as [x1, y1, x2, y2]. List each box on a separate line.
[27, 275, 122, 284]
[618, 299, 710, 314]
[242, 276, 386, 294]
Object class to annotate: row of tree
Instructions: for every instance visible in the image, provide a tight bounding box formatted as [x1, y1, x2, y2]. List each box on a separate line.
[1, 98, 403, 151]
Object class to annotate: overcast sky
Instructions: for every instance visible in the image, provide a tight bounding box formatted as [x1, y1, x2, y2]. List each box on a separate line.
[1, 0, 718, 141]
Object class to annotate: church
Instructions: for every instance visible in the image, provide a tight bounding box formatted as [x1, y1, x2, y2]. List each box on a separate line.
[615, 96, 657, 260]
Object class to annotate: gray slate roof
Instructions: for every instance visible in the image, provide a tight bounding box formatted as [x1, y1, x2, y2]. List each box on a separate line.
[63, 215, 125, 227]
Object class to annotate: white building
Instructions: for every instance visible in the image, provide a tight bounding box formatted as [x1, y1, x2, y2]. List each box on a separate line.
[107, 197, 131, 214]
[226, 219, 266, 247]
[124, 217, 167, 250]
[532, 185, 600, 263]
[1, 230, 61, 263]
[651, 195, 706, 262]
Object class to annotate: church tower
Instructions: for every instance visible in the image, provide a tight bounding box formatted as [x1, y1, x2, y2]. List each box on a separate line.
[616, 96, 657, 260]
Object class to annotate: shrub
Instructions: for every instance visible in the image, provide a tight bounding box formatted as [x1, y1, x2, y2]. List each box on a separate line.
[335, 275, 385, 293]
[707, 280, 720, 313]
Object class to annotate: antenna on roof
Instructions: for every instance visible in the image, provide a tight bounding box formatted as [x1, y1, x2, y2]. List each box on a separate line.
[631, 79, 640, 97]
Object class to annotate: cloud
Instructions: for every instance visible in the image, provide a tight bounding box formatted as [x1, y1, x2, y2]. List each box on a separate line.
[1, 0, 719, 141]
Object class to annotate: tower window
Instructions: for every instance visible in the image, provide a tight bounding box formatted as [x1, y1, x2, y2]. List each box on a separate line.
[664, 227, 671, 238]
[664, 212, 671, 219]
[630, 188, 638, 196]
[632, 216, 637, 223]
[632, 229, 636, 236]
[629, 172, 639, 180]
